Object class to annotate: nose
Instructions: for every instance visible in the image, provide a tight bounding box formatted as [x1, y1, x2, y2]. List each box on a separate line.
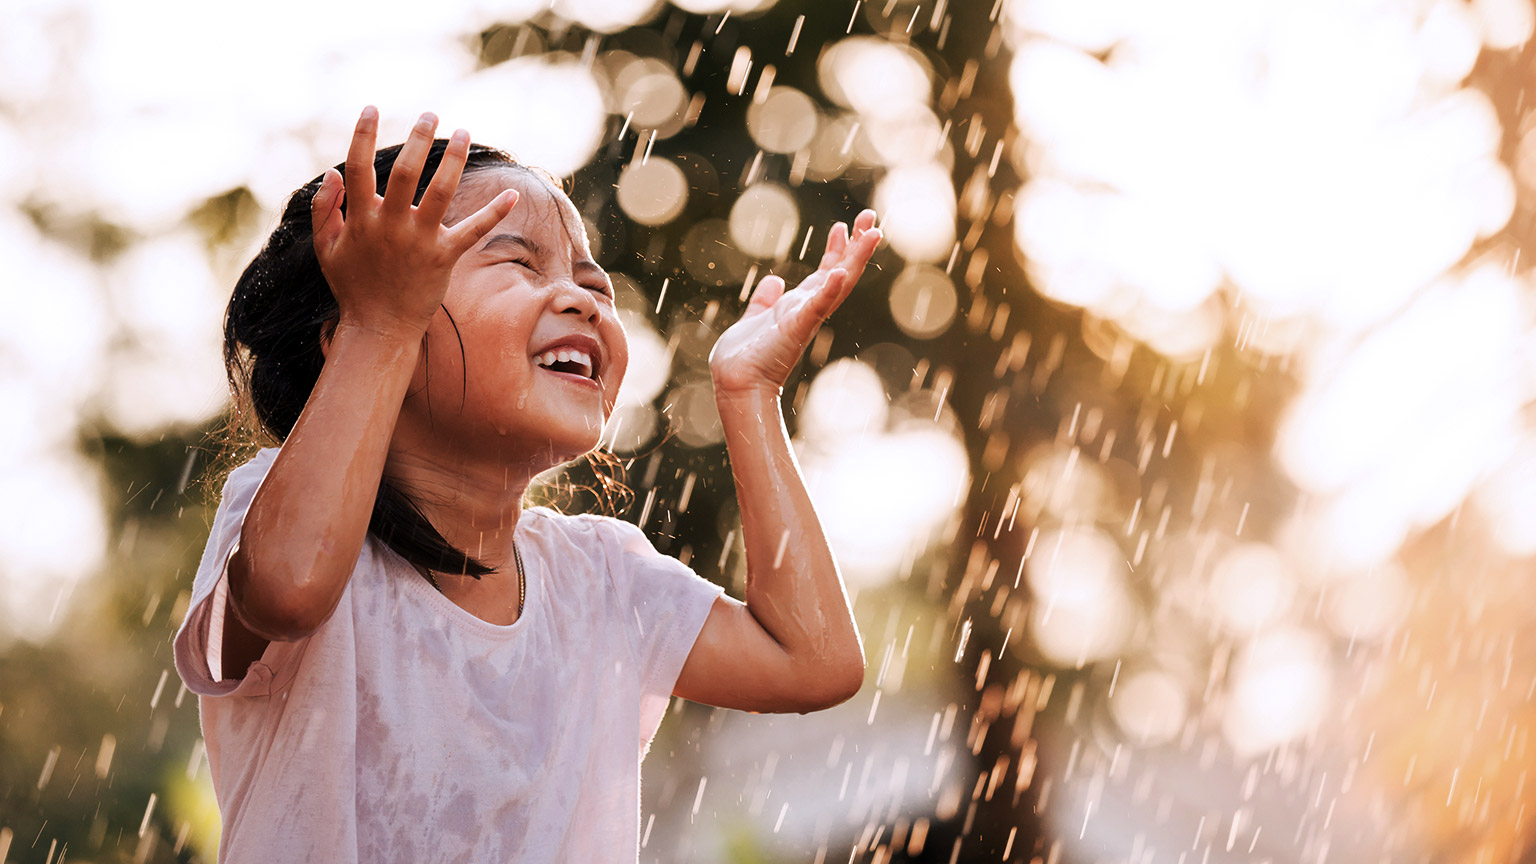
[552, 279, 600, 324]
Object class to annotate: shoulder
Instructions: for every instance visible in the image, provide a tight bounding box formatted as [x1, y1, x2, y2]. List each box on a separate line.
[521, 508, 679, 576]
[218, 447, 279, 500]
[518, 507, 614, 573]
[523, 507, 641, 547]
[207, 447, 279, 527]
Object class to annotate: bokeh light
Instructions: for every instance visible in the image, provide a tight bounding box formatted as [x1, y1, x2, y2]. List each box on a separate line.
[797, 361, 969, 586]
[799, 359, 889, 440]
[886, 265, 959, 339]
[553, 0, 662, 33]
[728, 183, 800, 260]
[616, 158, 690, 226]
[746, 86, 819, 154]
[611, 55, 689, 135]
[804, 114, 857, 181]
[874, 164, 957, 263]
[668, 380, 726, 447]
[669, 0, 778, 14]
[1018, 443, 1115, 525]
[1109, 667, 1188, 746]
[818, 38, 932, 121]
[1025, 526, 1137, 667]
[1221, 627, 1332, 756]
[1279, 265, 1526, 567]
[602, 310, 671, 454]
[1208, 543, 1295, 637]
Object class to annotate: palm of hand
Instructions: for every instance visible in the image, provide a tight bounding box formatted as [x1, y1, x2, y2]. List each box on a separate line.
[710, 210, 882, 395]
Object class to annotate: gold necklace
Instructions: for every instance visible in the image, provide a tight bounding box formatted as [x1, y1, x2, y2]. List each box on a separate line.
[421, 541, 526, 617]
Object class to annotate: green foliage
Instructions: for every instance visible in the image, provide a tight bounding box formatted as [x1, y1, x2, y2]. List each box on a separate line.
[0, 429, 218, 862]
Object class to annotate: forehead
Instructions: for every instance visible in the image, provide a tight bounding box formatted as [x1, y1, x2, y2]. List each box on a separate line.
[448, 167, 589, 255]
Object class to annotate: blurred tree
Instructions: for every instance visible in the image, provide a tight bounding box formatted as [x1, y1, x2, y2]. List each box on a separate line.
[1, 429, 217, 862]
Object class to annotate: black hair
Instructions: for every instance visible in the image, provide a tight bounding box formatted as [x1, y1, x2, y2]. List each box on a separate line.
[224, 138, 528, 578]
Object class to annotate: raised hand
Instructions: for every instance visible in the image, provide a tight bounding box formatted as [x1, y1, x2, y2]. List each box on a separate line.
[709, 209, 882, 396]
[310, 107, 517, 339]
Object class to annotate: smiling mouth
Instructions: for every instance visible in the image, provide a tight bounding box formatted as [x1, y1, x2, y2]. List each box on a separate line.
[533, 348, 597, 381]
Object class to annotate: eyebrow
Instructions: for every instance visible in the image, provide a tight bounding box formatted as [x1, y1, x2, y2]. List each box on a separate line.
[573, 261, 608, 283]
[481, 233, 544, 257]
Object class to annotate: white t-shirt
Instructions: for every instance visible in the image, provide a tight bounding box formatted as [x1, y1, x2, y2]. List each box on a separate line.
[173, 448, 724, 862]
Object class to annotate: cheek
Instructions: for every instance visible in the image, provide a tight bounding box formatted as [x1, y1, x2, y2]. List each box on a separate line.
[427, 308, 533, 399]
[606, 332, 631, 401]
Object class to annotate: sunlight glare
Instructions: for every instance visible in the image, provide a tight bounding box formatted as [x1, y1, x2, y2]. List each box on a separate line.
[1222, 627, 1332, 756]
[442, 55, 607, 177]
[0, 452, 107, 643]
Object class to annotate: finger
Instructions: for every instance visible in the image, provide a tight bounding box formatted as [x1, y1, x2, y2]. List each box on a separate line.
[382, 112, 439, 213]
[834, 226, 883, 283]
[819, 222, 849, 269]
[445, 188, 518, 256]
[745, 274, 786, 314]
[343, 106, 380, 217]
[311, 168, 346, 251]
[851, 209, 877, 237]
[789, 268, 850, 335]
[419, 128, 470, 225]
[793, 268, 829, 297]
[813, 266, 854, 314]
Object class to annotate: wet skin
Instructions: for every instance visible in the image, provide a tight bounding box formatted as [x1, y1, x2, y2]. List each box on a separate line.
[224, 107, 880, 714]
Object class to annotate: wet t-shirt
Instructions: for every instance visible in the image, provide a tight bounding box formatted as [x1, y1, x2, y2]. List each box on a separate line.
[173, 449, 723, 863]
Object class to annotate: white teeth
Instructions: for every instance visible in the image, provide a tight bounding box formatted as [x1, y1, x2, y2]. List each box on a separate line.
[534, 347, 597, 378]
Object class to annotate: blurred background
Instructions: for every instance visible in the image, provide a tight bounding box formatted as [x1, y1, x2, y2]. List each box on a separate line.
[1, 0, 1534, 861]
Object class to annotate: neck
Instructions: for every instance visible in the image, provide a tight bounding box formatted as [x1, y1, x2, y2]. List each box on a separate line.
[383, 446, 544, 575]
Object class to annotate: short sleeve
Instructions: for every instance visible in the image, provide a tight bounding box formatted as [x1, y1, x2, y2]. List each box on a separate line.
[597, 518, 724, 746]
[173, 448, 304, 699]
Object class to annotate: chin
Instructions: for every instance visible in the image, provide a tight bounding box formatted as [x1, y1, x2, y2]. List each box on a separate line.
[512, 414, 608, 469]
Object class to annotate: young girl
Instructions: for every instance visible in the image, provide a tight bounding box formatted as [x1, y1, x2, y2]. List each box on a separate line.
[173, 106, 880, 861]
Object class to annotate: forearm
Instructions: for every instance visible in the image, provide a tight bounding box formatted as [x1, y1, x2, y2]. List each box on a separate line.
[230, 321, 421, 640]
[717, 386, 864, 678]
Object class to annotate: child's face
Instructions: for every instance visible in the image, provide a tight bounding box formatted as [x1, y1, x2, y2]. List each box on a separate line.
[399, 168, 629, 469]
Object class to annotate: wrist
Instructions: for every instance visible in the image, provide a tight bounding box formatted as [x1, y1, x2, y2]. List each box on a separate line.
[332, 313, 430, 348]
[327, 317, 427, 372]
[714, 383, 791, 443]
[713, 379, 783, 410]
